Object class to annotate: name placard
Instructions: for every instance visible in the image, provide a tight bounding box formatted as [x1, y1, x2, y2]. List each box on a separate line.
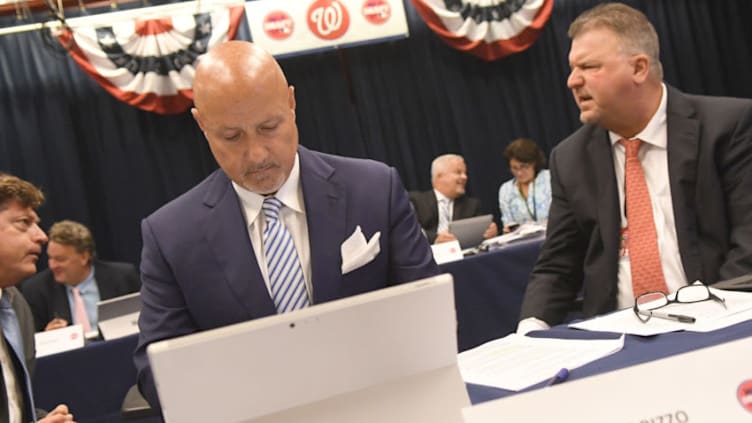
[34, 324, 86, 357]
[431, 240, 463, 265]
[463, 335, 752, 422]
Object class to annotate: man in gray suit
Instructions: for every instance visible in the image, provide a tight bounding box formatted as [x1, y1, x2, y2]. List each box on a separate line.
[519, 2, 752, 332]
[0, 174, 75, 422]
[133, 41, 439, 411]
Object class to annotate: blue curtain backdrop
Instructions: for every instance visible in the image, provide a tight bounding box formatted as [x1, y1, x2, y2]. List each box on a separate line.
[1, 0, 751, 267]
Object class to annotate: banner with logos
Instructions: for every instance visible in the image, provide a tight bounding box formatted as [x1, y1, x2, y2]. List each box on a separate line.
[245, 0, 409, 57]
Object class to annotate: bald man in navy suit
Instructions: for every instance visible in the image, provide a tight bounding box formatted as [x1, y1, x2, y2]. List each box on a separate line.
[133, 41, 439, 411]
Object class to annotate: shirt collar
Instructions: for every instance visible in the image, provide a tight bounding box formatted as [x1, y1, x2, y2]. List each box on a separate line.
[433, 189, 452, 204]
[68, 266, 95, 293]
[233, 153, 304, 225]
[609, 83, 667, 148]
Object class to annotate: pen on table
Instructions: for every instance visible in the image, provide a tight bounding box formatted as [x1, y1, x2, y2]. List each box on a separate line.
[545, 368, 569, 387]
[641, 310, 696, 323]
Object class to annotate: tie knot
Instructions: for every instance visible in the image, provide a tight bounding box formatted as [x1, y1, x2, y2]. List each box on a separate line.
[620, 138, 643, 158]
[263, 197, 283, 222]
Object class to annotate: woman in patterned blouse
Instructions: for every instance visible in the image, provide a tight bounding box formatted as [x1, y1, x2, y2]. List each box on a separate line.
[498, 138, 552, 233]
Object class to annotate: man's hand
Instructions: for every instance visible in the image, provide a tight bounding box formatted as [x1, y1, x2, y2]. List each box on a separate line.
[434, 231, 457, 244]
[44, 318, 68, 331]
[483, 222, 499, 239]
[38, 404, 75, 422]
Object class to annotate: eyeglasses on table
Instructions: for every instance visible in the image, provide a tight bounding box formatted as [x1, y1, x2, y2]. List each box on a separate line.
[633, 283, 726, 323]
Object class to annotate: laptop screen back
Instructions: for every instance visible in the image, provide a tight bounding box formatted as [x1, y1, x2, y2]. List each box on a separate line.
[97, 292, 141, 340]
[147, 273, 469, 423]
[448, 214, 493, 249]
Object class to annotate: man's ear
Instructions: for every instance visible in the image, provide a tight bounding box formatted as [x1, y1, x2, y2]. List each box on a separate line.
[288, 85, 296, 112]
[191, 107, 206, 132]
[632, 54, 650, 83]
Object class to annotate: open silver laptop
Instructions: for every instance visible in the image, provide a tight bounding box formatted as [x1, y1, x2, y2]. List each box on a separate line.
[448, 214, 493, 249]
[97, 291, 141, 340]
[147, 273, 469, 423]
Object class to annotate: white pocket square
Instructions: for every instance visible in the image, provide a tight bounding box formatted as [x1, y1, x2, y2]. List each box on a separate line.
[341, 225, 381, 275]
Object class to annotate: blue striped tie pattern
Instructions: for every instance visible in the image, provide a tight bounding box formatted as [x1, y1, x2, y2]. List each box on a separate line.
[262, 197, 309, 313]
[437, 198, 451, 233]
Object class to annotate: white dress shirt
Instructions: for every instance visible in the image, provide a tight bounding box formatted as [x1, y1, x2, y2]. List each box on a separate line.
[433, 189, 454, 232]
[518, 84, 689, 335]
[609, 83, 688, 309]
[233, 153, 313, 302]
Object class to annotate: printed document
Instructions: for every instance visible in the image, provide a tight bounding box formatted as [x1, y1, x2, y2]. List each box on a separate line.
[457, 334, 624, 391]
[570, 288, 752, 336]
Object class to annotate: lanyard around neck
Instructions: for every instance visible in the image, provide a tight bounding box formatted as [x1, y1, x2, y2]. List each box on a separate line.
[516, 179, 536, 221]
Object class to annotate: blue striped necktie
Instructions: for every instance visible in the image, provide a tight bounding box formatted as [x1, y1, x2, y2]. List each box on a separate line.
[0, 291, 37, 422]
[437, 198, 451, 233]
[262, 197, 309, 313]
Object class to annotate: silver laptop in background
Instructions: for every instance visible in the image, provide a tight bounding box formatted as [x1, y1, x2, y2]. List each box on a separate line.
[97, 291, 141, 341]
[147, 273, 469, 423]
[448, 214, 493, 249]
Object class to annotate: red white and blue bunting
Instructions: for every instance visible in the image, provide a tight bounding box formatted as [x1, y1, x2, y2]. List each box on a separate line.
[56, 5, 244, 114]
[410, 0, 553, 61]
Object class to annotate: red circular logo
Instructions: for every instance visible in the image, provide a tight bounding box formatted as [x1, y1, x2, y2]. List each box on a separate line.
[307, 0, 350, 40]
[739, 380, 752, 413]
[263, 10, 294, 40]
[362, 0, 391, 25]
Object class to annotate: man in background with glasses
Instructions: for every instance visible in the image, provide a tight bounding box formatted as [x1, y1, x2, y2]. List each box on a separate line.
[518, 2, 752, 334]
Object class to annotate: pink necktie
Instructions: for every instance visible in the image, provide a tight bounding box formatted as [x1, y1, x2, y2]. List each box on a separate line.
[72, 287, 92, 332]
[621, 139, 669, 297]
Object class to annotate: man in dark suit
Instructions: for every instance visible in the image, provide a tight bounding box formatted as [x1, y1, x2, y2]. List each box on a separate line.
[0, 174, 75, 422]
[20, 220, 140, 333]
[409, 154, 497, 244]
[518, 3, 752, 333]
[133, 41, 439, 411]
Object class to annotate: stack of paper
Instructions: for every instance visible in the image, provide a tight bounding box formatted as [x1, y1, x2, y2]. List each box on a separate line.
[457, 334, 624, 391]
[570, 288, 752, 336]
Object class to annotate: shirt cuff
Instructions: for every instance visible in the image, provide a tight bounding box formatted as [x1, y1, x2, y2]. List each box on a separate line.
[516, 317, 550, 335]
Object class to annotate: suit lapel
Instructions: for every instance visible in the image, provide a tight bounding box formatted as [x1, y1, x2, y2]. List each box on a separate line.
[665, 86, 702, 280]
[54, 283, 73, 323]
[93, 262, 116, 298]
[298, 147, 346, 304]
[202, 171, 276, 318]
[452, 196, 470, 220]
[588, 130, 621, 284]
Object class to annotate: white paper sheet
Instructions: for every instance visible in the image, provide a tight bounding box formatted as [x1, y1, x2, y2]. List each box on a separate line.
[570, 288, 752, 336]
[457, 333, 624, 391]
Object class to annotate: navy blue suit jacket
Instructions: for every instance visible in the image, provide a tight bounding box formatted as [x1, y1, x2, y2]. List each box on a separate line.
[134, 146, 439, 409]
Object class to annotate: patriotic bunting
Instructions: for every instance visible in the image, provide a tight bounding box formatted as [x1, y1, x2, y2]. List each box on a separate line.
[56, 5, 244, 114]
[410, 0, 553, 61]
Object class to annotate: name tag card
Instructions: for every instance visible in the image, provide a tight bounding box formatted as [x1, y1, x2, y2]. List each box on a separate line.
[34, 324, 86, 357]
[463, 336, 752, 422]
[431, 240, 463, 264]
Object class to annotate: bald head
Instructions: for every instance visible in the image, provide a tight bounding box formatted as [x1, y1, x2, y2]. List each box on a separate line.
[191, 41, 299, 195]
[193, 41, 289, 112]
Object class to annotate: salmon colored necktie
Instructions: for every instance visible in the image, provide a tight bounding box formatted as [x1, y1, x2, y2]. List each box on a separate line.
[621, 139, 668, 297]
